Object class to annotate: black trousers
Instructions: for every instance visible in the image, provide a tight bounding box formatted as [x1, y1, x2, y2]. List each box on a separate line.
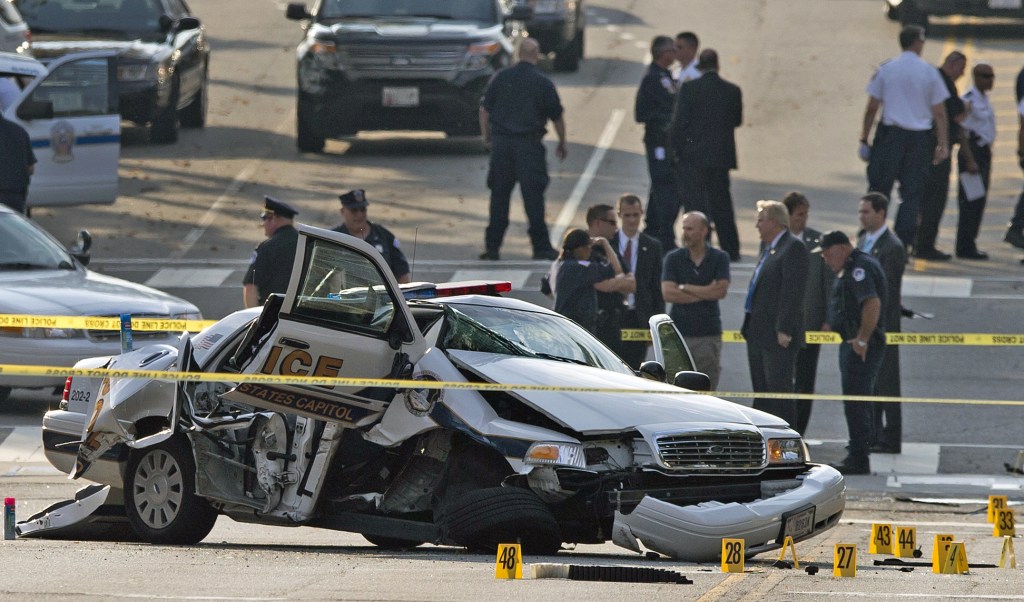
[616, 308, 647, 369]
[917, 154, 951, 253]
[747, 342, 799, 427]
[793, 343, 821, 436]
[867, 125, 932, 247]
[485, 135, 553, 255]
[643, 140, 681, 251]
[871, 344, 901, 445]
[678, 162, 740, 257]
[956, 139, 991, 255]
[841, 336, 886, 462]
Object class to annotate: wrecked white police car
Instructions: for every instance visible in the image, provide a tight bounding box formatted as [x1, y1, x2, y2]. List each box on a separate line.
[32, 226, 844, 561]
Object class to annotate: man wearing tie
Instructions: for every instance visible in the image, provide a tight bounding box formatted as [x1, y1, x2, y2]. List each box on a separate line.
[613, 194, 664, 367]
[857, 192, 905, 454]
[741, 200, 809, 426]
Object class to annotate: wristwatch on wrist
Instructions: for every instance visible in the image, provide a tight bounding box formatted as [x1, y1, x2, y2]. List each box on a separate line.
[679, 284, 686, 292]
[855, 339, 867, 348]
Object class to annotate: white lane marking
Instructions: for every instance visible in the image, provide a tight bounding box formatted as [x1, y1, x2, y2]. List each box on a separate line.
[450, 269, 531, 289]
[902, 275, 973, 298]
[790, 594, 1024, 600]
[549, 109, 625, 249]
[145, 268, 235, 288]
[869, 443, 940, 475]
[843, 518, 997, 529]
[172, 114, 294, 259]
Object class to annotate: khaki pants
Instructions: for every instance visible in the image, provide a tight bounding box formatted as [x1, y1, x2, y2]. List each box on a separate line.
[683, 335, 722, 391]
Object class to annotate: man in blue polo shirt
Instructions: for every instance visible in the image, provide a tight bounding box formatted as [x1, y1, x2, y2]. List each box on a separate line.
[660, 211, 730, 389]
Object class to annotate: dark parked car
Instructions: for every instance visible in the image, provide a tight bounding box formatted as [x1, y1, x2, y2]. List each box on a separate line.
[285, 0, 532, 152]
[14, 0, 210, 143]
[522, 0, 584, 72]
[885, 0, 1024, 26]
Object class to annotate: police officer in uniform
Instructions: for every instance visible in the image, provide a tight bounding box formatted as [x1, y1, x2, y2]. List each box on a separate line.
[956, 64, 996, 260]
[820, 230, 888, 475]
[332, 189, 410, 283]
[860, 25, 949, 250]
[243, 196, 299, 308]
[634, 35, 679, 251]
[479, 38, 566, 261]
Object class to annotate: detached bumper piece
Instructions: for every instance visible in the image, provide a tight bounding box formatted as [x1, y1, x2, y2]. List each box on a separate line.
[532, 563, 692, 584]
[16, 484, 138, 541]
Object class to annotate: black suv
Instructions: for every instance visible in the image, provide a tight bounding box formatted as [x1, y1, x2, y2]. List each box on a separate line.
[15, 0, 210, 144]
[286, 0, 531, 153]
[523, 0, 584, 72]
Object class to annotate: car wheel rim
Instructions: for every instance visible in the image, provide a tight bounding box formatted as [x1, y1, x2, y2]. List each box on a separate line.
[132, 449, 184, 530]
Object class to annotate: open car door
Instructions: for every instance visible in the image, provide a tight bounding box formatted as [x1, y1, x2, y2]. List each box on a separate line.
[649, 314, 699, 381]
[224, 225, 427, 427]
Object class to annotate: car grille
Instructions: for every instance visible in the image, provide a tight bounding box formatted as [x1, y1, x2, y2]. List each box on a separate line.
[340, 45, 466, 72]
[654, 430, 766, 473]
[85, 314, 173, 343]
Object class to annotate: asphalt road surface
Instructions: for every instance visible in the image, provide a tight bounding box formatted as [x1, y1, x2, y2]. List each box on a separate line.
[4, 1, 1024, 596]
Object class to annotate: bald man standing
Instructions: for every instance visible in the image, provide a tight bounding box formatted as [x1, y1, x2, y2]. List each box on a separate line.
[479, 38, 567, 261]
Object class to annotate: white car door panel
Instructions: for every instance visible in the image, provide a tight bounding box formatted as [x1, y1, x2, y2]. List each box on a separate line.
[228, 226, 427, 426]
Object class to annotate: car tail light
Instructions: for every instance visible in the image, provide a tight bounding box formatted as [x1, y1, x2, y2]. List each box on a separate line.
[59, 376, 72, 411]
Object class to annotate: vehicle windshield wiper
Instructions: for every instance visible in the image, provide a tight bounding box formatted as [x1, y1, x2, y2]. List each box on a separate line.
[0, 262, 58, 270]
[532, 352, 588, 366]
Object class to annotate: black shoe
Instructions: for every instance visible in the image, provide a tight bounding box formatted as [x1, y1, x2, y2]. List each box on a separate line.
[830, 457, 870, 475]
[729, 251, 741, 262]
[915, 248, 952, 261]
[532, 248, 559, 261]
[870, 441, 902, 454]
[956, 250, 988, 260]
[479, 250, 500, 260]
[1004, 227, 1024, 249]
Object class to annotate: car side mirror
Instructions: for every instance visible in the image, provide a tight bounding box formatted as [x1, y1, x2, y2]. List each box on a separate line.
[507, 4, 533, 22]
[286, 3, 311, 20]
[177, 17, 200, 31]
[70, 230, 92, 265]
[158, 14, 174, 32]
[673, 370, 711, 392]
[16, 99, 53, 121]
[637, 360, 666, 382]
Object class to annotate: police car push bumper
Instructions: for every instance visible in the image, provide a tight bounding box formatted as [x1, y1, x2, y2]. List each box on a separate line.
[611, 464, 845, 561]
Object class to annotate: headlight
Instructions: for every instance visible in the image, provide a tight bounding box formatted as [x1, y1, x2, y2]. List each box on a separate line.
[767, 438, 807, 465]
[524, 442, 585, 468]
[464, 41, 500, 70]
[117, 64, 150, 82]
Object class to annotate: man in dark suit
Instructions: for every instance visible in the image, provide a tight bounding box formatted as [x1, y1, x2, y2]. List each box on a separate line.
[741, 200, 809, 426]
[857, 192, 905, 454]
[612, 194, 664, 367]
[668, 49, 743, 261]
[783, 192, 834, 436]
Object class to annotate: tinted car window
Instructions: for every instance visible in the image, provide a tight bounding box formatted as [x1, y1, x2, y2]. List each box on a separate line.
[0, 213, 74, 271]
[318, 0, 497, 24]
[16, 0, 164, 38]
[26, 57, 116, 117]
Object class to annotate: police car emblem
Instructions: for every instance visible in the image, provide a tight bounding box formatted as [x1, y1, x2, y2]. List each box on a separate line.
[852, 267, 866, 282]
[50, 121, 75, 163]
[353, 189, 365, 203]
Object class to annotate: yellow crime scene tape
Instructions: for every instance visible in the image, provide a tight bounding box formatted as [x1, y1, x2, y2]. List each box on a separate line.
[0, 314, 216, 332]
[623, 329, 1024, 346]
[2, 363, 1023, 407]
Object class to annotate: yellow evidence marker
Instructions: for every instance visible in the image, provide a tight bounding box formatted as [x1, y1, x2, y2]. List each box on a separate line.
[987, 495, 1008, 523]
[833, 544, 856, 577]
[777, 535, 800, 569]
[721, 538, 744, 573]
[940, 542, 969, 575]
[869, 523, 893, 555]
[495, 543, 523, 579]
[894, 526, 916, 558]
[994, 509, 1016, 537]
[999, 536, 1017, 569]
[932, 533, 954, 573]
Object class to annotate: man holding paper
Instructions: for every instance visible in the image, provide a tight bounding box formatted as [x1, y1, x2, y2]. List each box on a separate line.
[957, 64, 996, 260]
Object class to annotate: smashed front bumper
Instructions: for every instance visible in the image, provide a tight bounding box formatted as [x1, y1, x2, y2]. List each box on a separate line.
[611, 464, 845, 561]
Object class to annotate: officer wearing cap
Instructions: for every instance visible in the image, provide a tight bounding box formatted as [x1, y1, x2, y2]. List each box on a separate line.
[332, 189, 410, 284]
[242, 196, 299, 308]
[820, 230, 888, 475]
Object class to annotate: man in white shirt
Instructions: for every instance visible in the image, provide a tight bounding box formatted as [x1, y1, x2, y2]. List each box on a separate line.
[957, 63, 996, 260]
[860, 25, 949, 252]
[674, 31, 701, 83]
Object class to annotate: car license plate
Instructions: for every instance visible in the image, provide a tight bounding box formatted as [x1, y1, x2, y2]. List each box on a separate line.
[67, 382, 96, 414]
[382, 87, 419, 107]
[780, 506, 815, 542]
[989, 0, 1022, 8]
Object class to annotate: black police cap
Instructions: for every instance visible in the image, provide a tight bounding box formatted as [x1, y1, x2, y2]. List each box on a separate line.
[263, 195, 298, 218]
[819, 230, 851, 249]
[339, 189, 369, 209]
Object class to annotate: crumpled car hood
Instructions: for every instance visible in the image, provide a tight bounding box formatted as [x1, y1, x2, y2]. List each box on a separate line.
[447, 350, 783, 435]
